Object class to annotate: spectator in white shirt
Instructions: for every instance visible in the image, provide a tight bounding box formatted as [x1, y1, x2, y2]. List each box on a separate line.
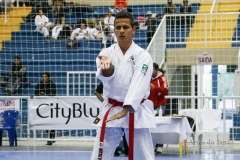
[35, 9, 53, 39]
[104, 10, 115, 32]
[70, 23, 88, 40]
[85, 23, 100, 40]
[102, 25, 117, 49]
[51, 25, 63, 40]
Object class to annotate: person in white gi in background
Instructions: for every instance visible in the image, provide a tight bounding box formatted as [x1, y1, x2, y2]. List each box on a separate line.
[104, 10, 115, 32]
[91, 11, 155, 160]
[50, 25, 63, 40]
[85, 23, 100, 40]
[35, 9, 53, 40]
[70, 23, 87, 40]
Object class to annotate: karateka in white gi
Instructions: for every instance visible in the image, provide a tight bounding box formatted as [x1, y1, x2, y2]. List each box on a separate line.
[70, 23, 88, 40]
[102, 10, 117, 48]
[91, 11, 155, 160]
[35, 9, 53, 39]
[104, 10, 115, 32]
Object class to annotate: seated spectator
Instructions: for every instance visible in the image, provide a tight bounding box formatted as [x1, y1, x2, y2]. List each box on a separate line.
[163, 0, 176, 14]
[180, 0, 193, 27]
[4, 56, 27, 95]
[53, 0, 65, 25]
[163, 0, 176, 28]
[35, 9, 53, 39]
[35, 72, 56, 145]
[102, 25, 117, 49]
[23, 0, 49, 22]
[145, 11, 158, 44]
[58, 24, 72, 40]
[104, 10, 115, 32]
[50, 24, 64, 40]
[35, 72, 56, 96]
[85, 22, 100, 40]
[70, 23, 88, 40]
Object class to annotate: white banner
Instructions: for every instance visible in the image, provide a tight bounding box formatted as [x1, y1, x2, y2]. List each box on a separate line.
[0, 98, 20, 113]
[29, 97, 102, 130]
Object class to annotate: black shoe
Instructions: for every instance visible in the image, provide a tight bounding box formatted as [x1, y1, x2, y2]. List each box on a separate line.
[46, 141, 53, 145]
[114, 153, 120, 157]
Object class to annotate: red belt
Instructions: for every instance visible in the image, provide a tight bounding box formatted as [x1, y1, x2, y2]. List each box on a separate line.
[98, 98, 144, 160]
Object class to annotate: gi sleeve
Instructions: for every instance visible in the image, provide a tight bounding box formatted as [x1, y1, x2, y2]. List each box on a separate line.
[44, 15, 49, 23]
[96, 48, 116, 82]
[35, 16, 42, 27]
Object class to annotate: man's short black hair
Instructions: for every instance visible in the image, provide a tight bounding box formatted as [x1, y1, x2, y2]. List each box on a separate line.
[14, 56, 21, 60]
[153, 63, 165, 74]
[153, 63, 159, 70]
[114, 11, 135, 27]
[42, 72, 50, 78]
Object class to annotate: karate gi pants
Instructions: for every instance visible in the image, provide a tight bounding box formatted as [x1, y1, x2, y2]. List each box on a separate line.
[51, 26, 63, 39]
[91, 127, 155, 160]
[36, 22, 52, 37]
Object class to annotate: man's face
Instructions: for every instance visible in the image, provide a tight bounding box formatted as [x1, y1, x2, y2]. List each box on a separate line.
[108, 12, 112, 17]
[42, 74, 49, 83]
[183, 1, 188, 6]
[38, 10, 43, 16]
[114, 18, 135, 43]
[14, 58, 20, 65]
[152, 68, 158, 78]
[80, 24, 85, 30]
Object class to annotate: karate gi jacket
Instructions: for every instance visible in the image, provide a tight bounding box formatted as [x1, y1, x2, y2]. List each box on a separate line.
[96, 42, 156, 129]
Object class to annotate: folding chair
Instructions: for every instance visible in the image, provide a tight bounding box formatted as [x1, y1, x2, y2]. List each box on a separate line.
[0, 110, 20, 147]
[179, 109, 222, 154]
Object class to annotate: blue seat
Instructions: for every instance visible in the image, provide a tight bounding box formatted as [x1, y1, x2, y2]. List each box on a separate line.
[0, 110, 20, 147]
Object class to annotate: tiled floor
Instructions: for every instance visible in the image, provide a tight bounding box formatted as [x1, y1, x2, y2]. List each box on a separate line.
[1, 151, 240, 160]
[0, 141, 239, 160]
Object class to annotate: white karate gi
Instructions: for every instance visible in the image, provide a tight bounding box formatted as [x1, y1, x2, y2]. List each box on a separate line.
[51, 25, 63, 40]
[91, 42, 156, 160]
[35, 15, 52, 37]
[86, 27, 99, 40]
[104, 16, 115, 32]
[70, 28, 87, 40]
[102, 32, 117, 46]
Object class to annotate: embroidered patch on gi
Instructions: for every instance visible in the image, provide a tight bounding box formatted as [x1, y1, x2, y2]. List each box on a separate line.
[130, 55, 135, 65]
[141, 64, 148, 74]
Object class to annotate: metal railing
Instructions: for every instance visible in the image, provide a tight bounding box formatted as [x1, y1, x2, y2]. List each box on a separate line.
[0, 95, 239, 145]
[66, 71, 98, 96]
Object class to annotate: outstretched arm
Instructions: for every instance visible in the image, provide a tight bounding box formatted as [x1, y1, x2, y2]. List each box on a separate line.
[98, 55, 114, 77]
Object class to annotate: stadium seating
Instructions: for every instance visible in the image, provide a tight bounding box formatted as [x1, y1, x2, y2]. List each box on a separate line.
[0, 3, 201, 96]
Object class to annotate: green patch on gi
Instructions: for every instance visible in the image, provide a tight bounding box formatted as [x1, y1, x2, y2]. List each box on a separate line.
[141, 64, 148, 74]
